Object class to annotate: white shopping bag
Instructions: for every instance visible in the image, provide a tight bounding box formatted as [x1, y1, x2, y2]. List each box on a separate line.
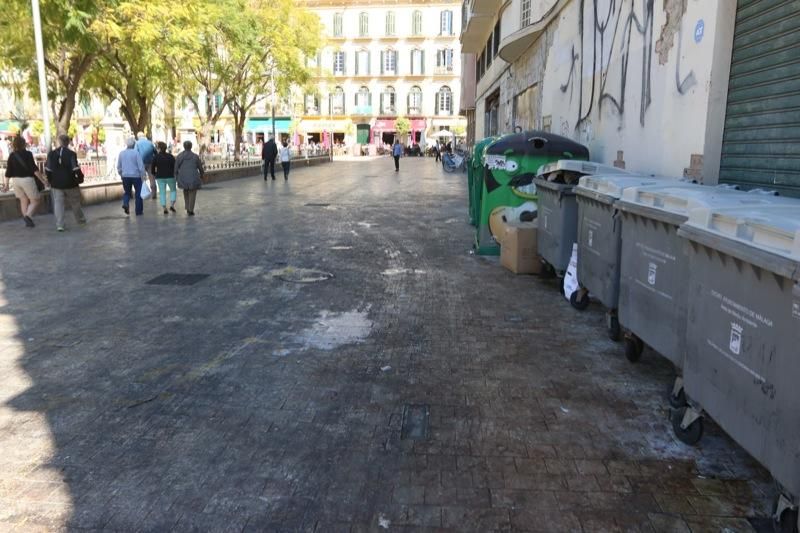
[563, 243, 579, 300]
[140, 179, 152, 200]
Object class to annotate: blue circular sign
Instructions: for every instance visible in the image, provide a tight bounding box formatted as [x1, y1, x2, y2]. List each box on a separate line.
[694, 20, 705, 43]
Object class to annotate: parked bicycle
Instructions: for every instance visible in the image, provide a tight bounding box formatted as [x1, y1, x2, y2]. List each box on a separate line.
[442, 149, 466, 173]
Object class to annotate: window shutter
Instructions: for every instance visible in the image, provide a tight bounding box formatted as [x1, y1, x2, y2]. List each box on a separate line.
[343, 52, 347, 75]
[355, 53, 360, 75]
[407, 93, 410, 114]
[380, 51, 384, 75]
[342, 93, 345, 115]
[367, 51, 371, 75]
[380, 93, 384, 114]
[368, 92, 372, 107]
[409, 51, 414, 74]
[394, 51, 399, 74]
[435, 92, 439, 115]
[421, 51, 425, 75]
[355, 92, 358, 106]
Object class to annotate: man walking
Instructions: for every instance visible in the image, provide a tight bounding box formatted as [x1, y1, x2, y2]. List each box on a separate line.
[262, 134, 278, 180]
[135, 132, 157, 200]
[45, 135, 86, 232]
[117, 137, 147, 216]
[392, 139, 402, 172]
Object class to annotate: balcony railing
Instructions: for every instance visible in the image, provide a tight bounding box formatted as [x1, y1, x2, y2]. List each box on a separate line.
[434, 66, 455, 75]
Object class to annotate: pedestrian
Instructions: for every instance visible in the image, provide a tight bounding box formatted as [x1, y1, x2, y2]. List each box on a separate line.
[392, 139, 402, 172]
[135, 132, 157, 200]
[262, 133, 277, 181]
[45, 135, 86, 232]
[279, 140, 291, 181]
[151, 141, 177, 215]
[433, 143, 440, 163]
[1, 136, 47, 228]
[175, 140, 205, 216]
[117, 136, 146, 216]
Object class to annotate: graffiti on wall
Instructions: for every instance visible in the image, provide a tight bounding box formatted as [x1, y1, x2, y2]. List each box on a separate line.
[559, 0, 694, 130]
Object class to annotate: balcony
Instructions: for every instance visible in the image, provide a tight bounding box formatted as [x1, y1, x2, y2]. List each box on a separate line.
[460, 0, 502, 53]
[498, 0, 566, 63]
[434, 66, 456, 76]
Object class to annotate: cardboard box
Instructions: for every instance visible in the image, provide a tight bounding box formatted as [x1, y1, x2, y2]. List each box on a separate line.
[500, 221, 542, 275]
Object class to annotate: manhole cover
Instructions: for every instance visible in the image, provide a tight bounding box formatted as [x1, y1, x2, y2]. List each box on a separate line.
[146, 273, 209, 286]
[401, 404, 430, 440]
[304, 203, 330, 207]
[274, 267, 333, 283]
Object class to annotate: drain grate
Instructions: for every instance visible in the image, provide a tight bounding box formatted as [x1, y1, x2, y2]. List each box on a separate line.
[400, 404, 430, 440]
[146, 273, 209, 286]
[304, 203, 330, 207]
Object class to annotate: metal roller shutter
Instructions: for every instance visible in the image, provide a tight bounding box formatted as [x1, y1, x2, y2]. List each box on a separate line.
[719, 0, 800, 196]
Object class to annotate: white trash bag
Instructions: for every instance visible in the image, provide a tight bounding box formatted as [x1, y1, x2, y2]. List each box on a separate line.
[563, 243, 579, 300]
[140, 179, 152, 200]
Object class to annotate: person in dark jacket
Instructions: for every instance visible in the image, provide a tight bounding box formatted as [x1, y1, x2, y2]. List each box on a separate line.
[175, 141, 205, 216]
[261, 134, 278, 180]
[2, 136, 48, 227]
[151, 142, 177, 215]
[45, 135, 86, 232]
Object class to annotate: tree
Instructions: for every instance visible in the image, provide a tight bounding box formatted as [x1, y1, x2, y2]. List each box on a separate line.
[0, 0, 103, 138]
[225, 0, 322, 159]
[395, 116, 411, 142]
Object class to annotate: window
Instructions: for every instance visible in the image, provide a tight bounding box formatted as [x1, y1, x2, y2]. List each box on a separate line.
[493, 21, 501, 56]
[485, 90, 500, 136]
[486, 37, 493, 68]
[385, 11, 395, 36]
[408, 86, 422, 115]
[333, 51, 345, 75]
[305, 94, 319, 114]
[436, 85, 452, 115]
[356, 49, 371, 75]
[381, 86, 396, 114]
[359, 12, 369, 37]
[412, 10, 422, 35]
[333, 12, 343, 37]
[410, 49, 424, 75]
[356, 86, 371, 111]
[330, 86, 345, 115]
[436, 49, 453, 73]
[381, 49, 397, 74]
[521, 0, 531, 27]
[440, 10, 453, 35]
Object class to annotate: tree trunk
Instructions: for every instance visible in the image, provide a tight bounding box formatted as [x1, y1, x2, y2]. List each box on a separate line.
[56, 95, 76, 139]
[233, 107, 245, 162]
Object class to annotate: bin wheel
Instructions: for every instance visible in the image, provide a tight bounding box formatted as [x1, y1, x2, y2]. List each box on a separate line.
[671, 407, 703, 446]
[607, 315, 621, 342]
[623, 335, 644, 362]
[668, 386, 687, 409]
[570, 290, 590, 311]
[774, 502, 799, 533]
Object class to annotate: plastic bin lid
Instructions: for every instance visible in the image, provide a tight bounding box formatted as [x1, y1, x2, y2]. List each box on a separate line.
[576, 174, 677, 200]
[683, 204, 800, 265]
[537, 159, 631, 178]
[619, 184, 793, 218]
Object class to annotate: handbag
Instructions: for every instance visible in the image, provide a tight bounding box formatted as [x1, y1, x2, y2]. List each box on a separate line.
[11, 151, 45, 191]
[140, 178, 152, 199]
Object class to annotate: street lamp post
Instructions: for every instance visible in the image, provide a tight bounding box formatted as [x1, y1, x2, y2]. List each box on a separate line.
[31, 0, 51, 150]
[270, 65, 276, 140]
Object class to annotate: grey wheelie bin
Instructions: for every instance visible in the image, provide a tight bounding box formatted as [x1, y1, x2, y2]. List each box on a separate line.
[573, 175, 676, 340]
[615, 184, 793, 406]
[674, 203, 800, 530]
[534, 161, 629, 280]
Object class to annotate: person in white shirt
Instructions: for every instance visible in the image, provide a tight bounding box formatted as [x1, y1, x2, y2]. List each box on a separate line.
[279, 141, 291, 181]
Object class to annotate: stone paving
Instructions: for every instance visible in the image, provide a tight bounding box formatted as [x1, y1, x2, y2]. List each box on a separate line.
[0, 157, 777, 532]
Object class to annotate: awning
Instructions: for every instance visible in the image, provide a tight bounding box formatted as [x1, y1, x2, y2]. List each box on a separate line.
[300, 119, 350, 133]
[0, 120, 22, 134]
[410, 119, 427, 131]
[245, 117, 291, 133]
[374, 119, 396, 130]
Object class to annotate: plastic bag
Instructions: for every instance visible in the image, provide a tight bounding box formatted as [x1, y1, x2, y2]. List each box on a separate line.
[563, 243, 579, 300]
[140, 179, 152, 200]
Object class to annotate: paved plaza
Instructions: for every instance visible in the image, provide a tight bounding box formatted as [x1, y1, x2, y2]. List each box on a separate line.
[0, 158, 777, 532]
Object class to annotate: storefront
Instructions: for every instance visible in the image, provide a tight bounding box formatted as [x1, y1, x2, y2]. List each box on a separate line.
[373, 119, 396, 145]
[299, 119, 351, 147]
[410, 118, 427, 145]
[245, 117, 291, 144]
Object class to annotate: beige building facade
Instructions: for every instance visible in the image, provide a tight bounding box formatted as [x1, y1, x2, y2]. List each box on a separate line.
[300, 0, 467, 147]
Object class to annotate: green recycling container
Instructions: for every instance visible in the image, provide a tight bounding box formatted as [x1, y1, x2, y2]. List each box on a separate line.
[474, 131, 589, 255]
[468, 137, 497, 226]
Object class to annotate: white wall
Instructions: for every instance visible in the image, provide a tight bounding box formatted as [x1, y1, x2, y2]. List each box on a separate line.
[540, 0, 728, 178]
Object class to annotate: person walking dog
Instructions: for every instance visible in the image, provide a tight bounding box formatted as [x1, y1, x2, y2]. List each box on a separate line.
[279, 140, 291, 181]
[175, 140, 205, 216]
[117, 137, 146, 216]
[2, 136, 47, 228]
[392, 139, 402, 172]
[151, 142, 177, 215]
[262, 134, 278, 180]
[45, 135, 86, 231]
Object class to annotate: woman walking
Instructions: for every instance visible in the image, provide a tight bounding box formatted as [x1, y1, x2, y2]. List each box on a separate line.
[174, 140, 205, 216]
[279, 140, 291, 181]
[1, 137, 47, 228]
[151, 142, 177, 215]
